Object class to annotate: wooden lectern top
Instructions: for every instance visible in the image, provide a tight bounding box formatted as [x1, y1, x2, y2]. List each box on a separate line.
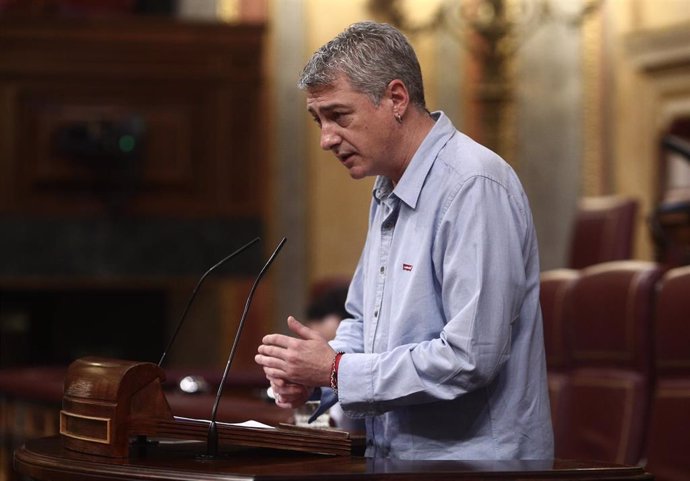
[15, 436, 654, 481]
[32, 357, 652, 481]
[16, 356, 654, 481]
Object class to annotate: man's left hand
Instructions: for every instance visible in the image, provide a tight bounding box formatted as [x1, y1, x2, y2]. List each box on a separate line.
[255, 316, 336, 388]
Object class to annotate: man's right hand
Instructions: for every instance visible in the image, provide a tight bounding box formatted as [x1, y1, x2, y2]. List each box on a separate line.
[268, 376, 314, 409]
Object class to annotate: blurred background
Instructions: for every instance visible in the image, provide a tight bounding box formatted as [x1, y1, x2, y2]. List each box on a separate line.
[0, 0, 688, 368]
[0, 0, 688, 369]
[1, 0, 690, 479]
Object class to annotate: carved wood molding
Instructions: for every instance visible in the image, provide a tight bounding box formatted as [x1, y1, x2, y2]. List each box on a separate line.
[622, 22, 690, 261]
[0, 18, 265, 217]
[626, 22, 690, 72]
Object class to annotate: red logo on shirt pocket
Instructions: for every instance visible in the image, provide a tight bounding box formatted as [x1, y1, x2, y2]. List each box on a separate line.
[402, 263, 413, 272]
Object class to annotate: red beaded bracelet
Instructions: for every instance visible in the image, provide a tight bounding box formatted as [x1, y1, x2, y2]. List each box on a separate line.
[330, 351, 345, 394]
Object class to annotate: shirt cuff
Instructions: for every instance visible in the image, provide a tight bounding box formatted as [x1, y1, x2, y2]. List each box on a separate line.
[337, 353, 379, 417]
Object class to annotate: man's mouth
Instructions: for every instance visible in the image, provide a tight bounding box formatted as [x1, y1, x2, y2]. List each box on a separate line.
[338, 152, 355, 163]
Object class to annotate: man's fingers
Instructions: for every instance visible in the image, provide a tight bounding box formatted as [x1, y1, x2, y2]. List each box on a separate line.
[270, 382, 314, 409]
[261, 365, 288, 379]
[261, 333, 293, 348]
[287, 315, 323, 341]
[257, 344, 288, 359]
[268, 377, 302, 390]
[275, 398, 298, 409]
[269, 377, 303, 408]
[255, 316, 333, 388]
[255, 353, 286, 373]
[272, 383, 304, 399]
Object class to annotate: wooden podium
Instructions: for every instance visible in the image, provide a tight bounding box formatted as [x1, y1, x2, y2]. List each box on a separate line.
[13, 356, 654, 480]
[15, 436, 654, 481]
[58, 357, 350, 458]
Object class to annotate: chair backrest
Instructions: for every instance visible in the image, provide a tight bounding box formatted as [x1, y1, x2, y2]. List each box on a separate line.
[556, 261, 662, 465]
[645, 266, 690, 481]
[539, 269, 579, 445]
[540, 269, 579, 371]
[568, 196, 638, 269]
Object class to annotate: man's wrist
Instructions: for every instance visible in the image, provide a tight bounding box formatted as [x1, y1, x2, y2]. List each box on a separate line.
[329, 351, 345, 395]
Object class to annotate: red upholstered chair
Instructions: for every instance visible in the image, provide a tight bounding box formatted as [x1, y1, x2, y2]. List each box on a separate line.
[568, 196, 639, 269]
[555, 261, 662, 465]
[539, 269, 579, 442]
[645, 266, 690, 481]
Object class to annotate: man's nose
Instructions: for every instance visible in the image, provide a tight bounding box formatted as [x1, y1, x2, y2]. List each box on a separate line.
[320, 124, 341, 151]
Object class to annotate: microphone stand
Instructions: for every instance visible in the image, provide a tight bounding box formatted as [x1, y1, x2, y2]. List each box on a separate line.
[157, 237, 260, 367]
[205, 237, 287, 458]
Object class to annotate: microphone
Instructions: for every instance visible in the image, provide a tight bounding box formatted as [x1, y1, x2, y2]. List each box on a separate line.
[205, 236, 287, 458]
[157, 237, 261, 367]
[662, 135, 690, 162]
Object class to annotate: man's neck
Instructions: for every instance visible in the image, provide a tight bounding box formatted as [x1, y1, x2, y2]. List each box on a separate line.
[389, 109, 436, 185]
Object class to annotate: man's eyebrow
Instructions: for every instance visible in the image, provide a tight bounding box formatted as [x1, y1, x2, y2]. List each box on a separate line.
[307, 102, 349, 114]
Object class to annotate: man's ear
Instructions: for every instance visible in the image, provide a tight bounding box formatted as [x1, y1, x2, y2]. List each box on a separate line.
[386, 79, 410, 118]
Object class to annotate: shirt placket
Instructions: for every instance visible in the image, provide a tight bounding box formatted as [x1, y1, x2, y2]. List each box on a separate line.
[367, 195, 399, 353]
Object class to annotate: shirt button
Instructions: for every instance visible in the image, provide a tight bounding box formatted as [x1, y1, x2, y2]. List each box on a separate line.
[374, 310, 378, 318]
[380, 266, 385, 274]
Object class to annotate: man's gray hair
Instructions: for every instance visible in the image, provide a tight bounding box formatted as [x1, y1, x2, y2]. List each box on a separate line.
[298, 21, 426, 109]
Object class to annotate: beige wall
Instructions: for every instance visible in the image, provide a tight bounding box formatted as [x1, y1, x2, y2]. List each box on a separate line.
[609, 0, 690, 260]
[625, 0, 690, 30]
[304, 0, 374, 282]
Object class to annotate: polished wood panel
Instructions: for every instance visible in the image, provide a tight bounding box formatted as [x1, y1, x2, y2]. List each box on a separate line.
[15, 436, 653, 481]
[0, 364, 293, 481]
[56, 357, 348, 458]
[0, 17, 264, 217]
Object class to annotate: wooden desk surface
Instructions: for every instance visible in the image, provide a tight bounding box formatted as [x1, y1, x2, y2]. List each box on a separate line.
[15, 437, 653, 481]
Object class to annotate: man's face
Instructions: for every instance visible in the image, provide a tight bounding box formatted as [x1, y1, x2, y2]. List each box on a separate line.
[306, 75, 397, 180]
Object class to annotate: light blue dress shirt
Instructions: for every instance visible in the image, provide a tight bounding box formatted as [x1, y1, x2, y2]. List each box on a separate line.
[328, 112, 554, 460]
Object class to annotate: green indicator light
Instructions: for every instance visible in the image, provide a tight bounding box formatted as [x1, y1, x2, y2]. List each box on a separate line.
[119, 135, 136, 153]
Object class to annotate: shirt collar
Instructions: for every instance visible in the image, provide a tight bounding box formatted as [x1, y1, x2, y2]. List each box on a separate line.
[372, 111, 456, 209]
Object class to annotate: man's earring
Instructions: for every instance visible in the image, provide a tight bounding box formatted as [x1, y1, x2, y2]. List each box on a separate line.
[395, 112, 403, 124]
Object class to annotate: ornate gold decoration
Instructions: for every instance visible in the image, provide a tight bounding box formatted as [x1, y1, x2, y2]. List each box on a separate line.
[368, 0, 602, 163]
[581, 3, 605, 196]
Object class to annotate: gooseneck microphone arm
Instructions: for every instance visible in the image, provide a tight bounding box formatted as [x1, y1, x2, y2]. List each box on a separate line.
[206, 237, 287, 458]
[157, 237, 261, 367]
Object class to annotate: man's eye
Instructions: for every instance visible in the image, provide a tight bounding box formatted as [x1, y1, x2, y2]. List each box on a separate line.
[311, 116, 322, 127]
[333, 112, 349, 125]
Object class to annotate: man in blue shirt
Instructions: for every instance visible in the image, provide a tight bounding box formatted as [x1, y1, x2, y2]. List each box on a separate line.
[255, 21, 554, 460]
